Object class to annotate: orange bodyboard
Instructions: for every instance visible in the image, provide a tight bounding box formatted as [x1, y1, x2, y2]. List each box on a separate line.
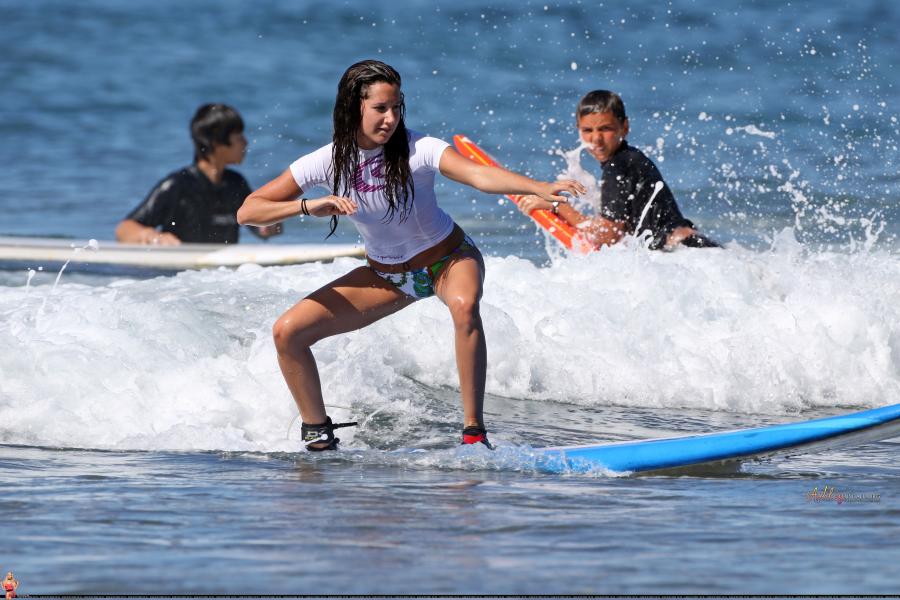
[452, 134, 590, 253]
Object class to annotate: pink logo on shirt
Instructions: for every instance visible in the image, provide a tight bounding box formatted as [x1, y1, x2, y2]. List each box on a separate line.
[353, 154, 386, 193]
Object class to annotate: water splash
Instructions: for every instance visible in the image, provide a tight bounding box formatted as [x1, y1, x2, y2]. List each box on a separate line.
[24, 269, 36, 293]
[635, 181, 666, 233]
[2, 248, 898, 452]
[51, 239, 101, 292]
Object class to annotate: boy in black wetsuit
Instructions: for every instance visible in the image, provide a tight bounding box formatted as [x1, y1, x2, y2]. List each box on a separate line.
[115, 104, 280, 245]
[519, 90, 718, 250]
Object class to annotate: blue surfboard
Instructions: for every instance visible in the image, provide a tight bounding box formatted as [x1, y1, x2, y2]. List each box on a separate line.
[535, 403, 900, 474]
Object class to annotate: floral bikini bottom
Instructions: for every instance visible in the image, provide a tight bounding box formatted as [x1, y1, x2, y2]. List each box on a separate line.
[371, 235, 480, 300]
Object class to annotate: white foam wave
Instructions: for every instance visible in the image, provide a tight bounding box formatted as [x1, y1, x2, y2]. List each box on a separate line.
[1, 239, 899, 451]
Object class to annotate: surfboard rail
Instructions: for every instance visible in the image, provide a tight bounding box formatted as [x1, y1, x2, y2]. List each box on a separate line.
[536, 403, 900, 474]
[0, 235, 365, 270]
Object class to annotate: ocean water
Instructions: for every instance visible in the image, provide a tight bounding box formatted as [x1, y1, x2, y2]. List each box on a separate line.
[2, 0, 900, 595]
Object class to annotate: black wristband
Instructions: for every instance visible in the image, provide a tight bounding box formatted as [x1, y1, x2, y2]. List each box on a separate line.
[300, 198, 310, 216]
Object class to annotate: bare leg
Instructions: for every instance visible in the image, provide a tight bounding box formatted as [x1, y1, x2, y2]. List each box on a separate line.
[273, 266, 413, 425]
[434, 251, 487, 428]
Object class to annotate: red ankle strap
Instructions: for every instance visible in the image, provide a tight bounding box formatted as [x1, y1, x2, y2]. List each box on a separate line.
[462, 431, 486, 444]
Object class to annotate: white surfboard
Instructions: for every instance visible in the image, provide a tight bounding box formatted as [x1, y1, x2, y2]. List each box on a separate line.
[0, 236, 365, 270]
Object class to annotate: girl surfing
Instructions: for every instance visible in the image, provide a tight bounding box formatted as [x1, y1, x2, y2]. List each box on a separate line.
[238, 60, 584, 450]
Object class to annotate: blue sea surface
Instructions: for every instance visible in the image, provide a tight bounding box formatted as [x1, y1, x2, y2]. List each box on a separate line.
[2, 0, 900, 595]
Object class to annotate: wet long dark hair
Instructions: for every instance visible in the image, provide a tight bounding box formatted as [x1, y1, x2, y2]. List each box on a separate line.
[328, 60, 414, 236]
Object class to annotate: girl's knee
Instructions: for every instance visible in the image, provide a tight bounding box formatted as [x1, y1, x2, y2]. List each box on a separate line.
[448, 296, 481, 332]
[273, 308, 319, 352]
[272, 314, 299, 352]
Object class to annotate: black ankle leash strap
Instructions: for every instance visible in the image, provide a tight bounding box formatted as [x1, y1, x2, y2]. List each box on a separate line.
[301, 417, 359, 451]
[330, 420, 359, 430]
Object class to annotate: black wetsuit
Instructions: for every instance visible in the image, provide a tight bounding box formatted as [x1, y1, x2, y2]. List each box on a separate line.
[599, 142, 714, 249]
[125, 165, 252, 244]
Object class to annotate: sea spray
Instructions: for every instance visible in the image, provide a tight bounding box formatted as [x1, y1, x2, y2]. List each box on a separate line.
[2, 246, 898, 452]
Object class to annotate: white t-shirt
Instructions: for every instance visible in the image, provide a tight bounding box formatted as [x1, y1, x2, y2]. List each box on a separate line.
[290, 130, 453, 264]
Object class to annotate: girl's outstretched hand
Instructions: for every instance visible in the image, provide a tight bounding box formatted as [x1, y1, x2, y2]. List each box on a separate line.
[309, 195, 358, 217]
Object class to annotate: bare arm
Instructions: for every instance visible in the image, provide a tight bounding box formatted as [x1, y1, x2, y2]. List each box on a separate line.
[664, 226, 697, 249]
[114, 219, 181, 245]
[247, 223, 284, 239]
[237, 169, 357, 226]
[516, 195, 626, 248]
[438, 147, 585, 202]
[517, 195, 590, 227]
[581, 215, 627, 247]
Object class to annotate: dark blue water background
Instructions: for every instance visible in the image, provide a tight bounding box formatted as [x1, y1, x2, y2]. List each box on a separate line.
[2, 0, 899, 252]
